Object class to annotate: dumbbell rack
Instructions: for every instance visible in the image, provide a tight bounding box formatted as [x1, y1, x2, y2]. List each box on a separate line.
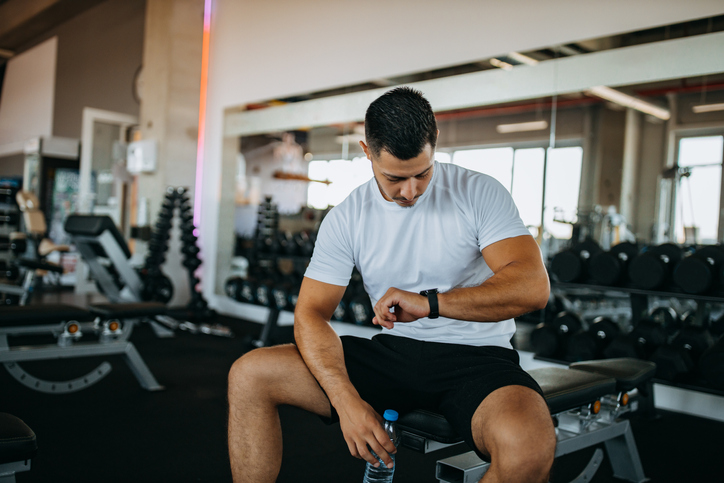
[551, 281, 724, 397]
[0, 185, 22, 305]
[143, 187, 210, 316]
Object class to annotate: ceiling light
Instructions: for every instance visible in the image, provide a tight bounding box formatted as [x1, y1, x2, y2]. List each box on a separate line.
[507, 52, 539, 66]
[692, 103, 724, 114]
[496, 120, 549, 134]
[587, 86, 670, 120]
[490, 58, 513, 71]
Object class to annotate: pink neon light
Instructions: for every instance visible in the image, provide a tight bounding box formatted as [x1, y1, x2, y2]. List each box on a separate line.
[194, 0, 212, 229]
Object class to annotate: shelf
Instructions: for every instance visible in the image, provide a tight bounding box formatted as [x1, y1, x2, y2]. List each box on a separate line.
[553, 282, 724, 305]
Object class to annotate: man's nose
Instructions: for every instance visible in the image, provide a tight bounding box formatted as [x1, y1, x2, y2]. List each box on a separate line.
[400, 178, 417, 200]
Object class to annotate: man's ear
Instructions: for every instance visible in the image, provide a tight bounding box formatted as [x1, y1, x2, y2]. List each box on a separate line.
[359, 140, 371, 159]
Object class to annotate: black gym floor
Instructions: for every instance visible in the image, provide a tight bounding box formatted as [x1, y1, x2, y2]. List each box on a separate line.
[2, 296, 723, 482]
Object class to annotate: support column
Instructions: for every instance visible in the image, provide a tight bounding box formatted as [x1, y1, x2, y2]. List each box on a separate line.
[138, 0, 204, 305]
[620, 108, 642, 231]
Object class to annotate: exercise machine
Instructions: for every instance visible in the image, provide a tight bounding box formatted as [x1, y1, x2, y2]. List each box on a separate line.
[397, 358, 655, 483]
[0, 302, 166, 393]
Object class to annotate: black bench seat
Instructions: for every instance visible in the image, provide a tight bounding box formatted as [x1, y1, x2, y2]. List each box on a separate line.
[399, 367, 617, 444]
[0, 413, 37, 464]
[571, 358, 656, 392]
[0, 305, 94, 327]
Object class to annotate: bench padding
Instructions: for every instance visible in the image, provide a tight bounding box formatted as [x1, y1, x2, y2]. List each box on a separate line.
[570, 358, 656, 392]
[0, 304, 94, 327]
[529, 367, 616, 415]
[0, 413, 37, 464]
[398, 409, 460, 444]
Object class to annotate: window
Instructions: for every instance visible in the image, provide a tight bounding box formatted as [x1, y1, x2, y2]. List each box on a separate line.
[307, 157, 373, 209]
[674, 135, 723, 244]
[450, 145, 583, 239]
[306, 152, 450, 209]
[305, 146, 584, 240]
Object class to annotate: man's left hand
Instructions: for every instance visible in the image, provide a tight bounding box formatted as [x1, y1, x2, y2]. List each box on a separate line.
[372, 287, 431, 329]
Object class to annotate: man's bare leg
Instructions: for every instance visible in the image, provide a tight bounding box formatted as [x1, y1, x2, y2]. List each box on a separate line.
[227, 344, 332, 483]
[471, 385, 556, 483]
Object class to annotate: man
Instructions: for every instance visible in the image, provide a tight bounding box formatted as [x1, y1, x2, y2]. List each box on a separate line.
[228, 87, 556, 483]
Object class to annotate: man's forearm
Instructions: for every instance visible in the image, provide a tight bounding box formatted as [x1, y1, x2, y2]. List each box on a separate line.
[437, 260, 550, 322]
[294, 310, 360, 409]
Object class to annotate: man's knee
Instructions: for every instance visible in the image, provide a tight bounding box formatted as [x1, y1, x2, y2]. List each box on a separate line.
[228, 345, 291, 399]
[473, 386, 555, 481]
[490, 417, 555, 472]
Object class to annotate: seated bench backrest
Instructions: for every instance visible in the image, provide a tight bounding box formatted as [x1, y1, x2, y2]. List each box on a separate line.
[64, 215, 132, 259]
[64, 214, 140, 302]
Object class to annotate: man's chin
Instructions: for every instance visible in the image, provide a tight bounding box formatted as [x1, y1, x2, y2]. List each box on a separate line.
[395, 199, 417, 207]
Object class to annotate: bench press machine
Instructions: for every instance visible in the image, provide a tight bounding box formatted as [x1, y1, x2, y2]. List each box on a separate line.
[397, 358, 655, 483]
[0, 302, 167, 393]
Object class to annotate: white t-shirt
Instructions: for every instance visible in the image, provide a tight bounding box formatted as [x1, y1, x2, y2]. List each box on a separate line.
[304, 161, 531, 348]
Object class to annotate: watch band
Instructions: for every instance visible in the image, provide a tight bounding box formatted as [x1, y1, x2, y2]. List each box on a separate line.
[420, 289, 439, 319]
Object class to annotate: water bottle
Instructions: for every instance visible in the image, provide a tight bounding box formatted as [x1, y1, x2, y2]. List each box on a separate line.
[362, 409, 400, 483]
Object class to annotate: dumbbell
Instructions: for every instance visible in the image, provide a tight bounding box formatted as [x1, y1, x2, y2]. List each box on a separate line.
[628, 243, 683, 290]
[649, 306, 682, 334]
[0, 261, 20, 281]
[700, 335, 724, 390]
[294, 232, 315, 258]
[183, 257, 202, 271]
[348, 291, 375, 325]
[140, 271, 174, 303]
[287, 280, 302, 311]
[0, 187, 19, 204]
[549, 239, 602, 283]
[566, 316, 621, 361]
[331, 281, 364, 322]
[530, 311, 583, 358]
[710, 313, 724, 338]
[270, 275, 299, 311]
[0, 235, 27, 255]
[2, 294, 20, 305]
[278, 232, 298, 257]
[673, 245, 724, 294]
[589, 242, 639, 286]
[651, 326, 714, 382]
[604, 315, 671, 360]
[0, 211, 20, 225]
[225, 276, 244, 301]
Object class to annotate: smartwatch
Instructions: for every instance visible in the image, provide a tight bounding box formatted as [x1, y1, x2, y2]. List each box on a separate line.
[419, 289, 439, 319]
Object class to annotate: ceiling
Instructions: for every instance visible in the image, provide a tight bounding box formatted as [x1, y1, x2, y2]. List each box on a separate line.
[0, 0, 107, 57]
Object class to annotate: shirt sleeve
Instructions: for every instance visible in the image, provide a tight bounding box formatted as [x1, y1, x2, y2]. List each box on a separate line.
[303, 206, 355, 286]
[473, 174, 531, 251]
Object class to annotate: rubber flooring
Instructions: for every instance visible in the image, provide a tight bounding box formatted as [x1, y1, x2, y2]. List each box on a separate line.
[2, 311, 723, 482]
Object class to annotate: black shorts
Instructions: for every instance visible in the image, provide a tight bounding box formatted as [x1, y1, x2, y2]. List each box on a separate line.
[322, 334, 543, 457]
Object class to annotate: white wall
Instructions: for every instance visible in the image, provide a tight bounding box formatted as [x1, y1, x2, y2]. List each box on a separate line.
[200, 0, 724, 304]
[0, 37, 57, 156]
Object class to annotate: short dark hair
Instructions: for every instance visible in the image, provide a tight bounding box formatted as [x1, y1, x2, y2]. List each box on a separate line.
[365, 87, 437, 160]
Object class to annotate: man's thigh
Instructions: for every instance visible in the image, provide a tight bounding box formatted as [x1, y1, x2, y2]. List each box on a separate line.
[432, 344, 544, 459]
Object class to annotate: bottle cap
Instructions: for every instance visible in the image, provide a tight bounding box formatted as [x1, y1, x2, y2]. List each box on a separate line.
[383, 409, 398, 421]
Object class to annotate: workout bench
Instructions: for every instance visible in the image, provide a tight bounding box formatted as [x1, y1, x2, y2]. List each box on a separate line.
[0, 413, 36, 483]
[397, 358, 655, 483]
[0, 302, 167, 393]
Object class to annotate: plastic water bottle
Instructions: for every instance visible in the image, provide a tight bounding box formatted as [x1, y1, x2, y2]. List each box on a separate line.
[362, 409, 399, 483]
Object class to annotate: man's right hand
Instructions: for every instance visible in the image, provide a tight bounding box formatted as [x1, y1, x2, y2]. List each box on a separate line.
[336, 395, 397, 469]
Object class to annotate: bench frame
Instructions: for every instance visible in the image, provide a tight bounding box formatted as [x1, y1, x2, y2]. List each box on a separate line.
[0, 313, 163, 393]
